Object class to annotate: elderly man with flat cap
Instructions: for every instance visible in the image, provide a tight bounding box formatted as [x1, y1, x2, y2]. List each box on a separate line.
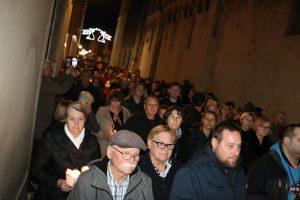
[68, 130, 154, 200]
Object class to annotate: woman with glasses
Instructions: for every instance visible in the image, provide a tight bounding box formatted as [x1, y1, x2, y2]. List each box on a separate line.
[243, 116, 272, 172]
[31, 102, 101, 200]
[139, 125, 182, 200]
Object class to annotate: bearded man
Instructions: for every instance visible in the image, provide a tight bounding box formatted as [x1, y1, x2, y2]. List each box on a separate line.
[170, 121, 246, 200]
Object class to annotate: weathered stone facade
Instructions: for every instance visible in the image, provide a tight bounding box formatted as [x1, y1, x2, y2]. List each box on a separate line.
[111, 0, 300, 122]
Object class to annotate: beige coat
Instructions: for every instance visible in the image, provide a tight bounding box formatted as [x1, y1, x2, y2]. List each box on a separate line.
[95, 106, 130, 156]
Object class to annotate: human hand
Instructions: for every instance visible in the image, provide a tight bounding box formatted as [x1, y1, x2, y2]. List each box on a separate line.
[66, 67, 79, 77]
[57, 179, 73, 192]
[107, 123, 115, 138]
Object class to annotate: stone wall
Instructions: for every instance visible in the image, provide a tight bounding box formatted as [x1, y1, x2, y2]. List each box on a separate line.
[115, 0, 300, 122]
[0, 0, 53, 198]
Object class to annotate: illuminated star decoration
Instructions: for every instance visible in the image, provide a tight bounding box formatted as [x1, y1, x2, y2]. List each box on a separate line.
[82, 28, 112, 43]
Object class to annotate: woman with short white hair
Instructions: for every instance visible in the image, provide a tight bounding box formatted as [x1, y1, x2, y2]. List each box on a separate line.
[78, 91, 100, 133]
[31, 102, 101, 200]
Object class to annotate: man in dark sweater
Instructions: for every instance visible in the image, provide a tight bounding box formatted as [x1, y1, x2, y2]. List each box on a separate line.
[123, 96, 161, 143]
[182, 111, 217, 163]
[160, 82, 183, 108]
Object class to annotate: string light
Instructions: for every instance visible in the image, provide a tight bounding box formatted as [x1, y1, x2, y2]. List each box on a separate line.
[82, 28, 112, 43]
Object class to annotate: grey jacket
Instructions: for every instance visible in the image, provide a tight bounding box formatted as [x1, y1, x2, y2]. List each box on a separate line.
[68, 157, 154, 200]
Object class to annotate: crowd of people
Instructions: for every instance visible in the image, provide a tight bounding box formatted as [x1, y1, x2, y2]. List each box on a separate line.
[29, 58, 300, 200]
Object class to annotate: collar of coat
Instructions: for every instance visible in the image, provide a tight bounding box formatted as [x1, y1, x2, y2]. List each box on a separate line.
[202, 143, 241, 174]
[89, 156, 141, 190]
[47, 124, 96, 151]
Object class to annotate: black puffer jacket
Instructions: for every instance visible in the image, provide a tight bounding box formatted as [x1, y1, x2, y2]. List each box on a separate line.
[247, 150, 289, 200]
[31, 126, 101, 200]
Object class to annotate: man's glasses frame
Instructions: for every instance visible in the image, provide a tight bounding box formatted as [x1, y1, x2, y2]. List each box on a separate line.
[111, 146, 140, 161]
[152, 140, 176, 150]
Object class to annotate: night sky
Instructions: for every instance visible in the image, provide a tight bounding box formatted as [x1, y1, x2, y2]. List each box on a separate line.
[83, 0, 122, 35]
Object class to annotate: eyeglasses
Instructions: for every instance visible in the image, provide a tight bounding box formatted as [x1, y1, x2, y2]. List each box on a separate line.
[258, 125, 271, 130]
[152, 140, 176, 150]
[111, 146, 140, 161]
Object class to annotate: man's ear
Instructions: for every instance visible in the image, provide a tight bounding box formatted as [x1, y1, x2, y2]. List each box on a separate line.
[147, 139, 152, 150]
[211, 137, 218, 152]
[283, 137, 289, 145]
[107, 145, 113, 159]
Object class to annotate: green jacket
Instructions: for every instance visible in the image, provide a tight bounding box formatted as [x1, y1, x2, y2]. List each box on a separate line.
[68, 157, 154, 200]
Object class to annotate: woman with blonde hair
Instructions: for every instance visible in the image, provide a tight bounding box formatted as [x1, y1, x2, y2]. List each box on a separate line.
[243, 116, 272, 172]
[139, 125, 182, 200]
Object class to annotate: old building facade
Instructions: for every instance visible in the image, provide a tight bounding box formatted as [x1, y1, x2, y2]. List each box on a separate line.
[111, 0, 300, 122]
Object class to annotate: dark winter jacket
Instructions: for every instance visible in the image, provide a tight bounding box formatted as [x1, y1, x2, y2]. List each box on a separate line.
[31, 126, 101, 200]
[179, 126, 211, 163]
[68, 157, 154, 200]
[170, 144, 247, 200]
[242, 132, 272, 172]
[247, 149, 289, 200]
[182, 104, 202, 131]
[139, 153, 182, 200]
[123, 96, 144, 116]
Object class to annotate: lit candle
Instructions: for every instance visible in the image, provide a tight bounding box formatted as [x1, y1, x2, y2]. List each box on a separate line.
[81, 166, 89, 172]
[65, 168, 81, 187]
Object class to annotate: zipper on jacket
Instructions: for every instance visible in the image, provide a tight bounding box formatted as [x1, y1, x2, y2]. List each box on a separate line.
[123, 177, 143, 199]
[279, 179, 282, 199]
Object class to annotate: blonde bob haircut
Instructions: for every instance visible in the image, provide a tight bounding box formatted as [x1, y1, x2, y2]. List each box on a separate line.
[239, 112, 255, 123]
[54, 99, 72, 122]
[147, 125, 177, 144]
[252, 116, 271, 133]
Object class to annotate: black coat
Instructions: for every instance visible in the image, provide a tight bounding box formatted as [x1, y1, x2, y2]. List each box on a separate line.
[170, 144, 247, 200]
[242, 132, 272, 172]
[182, 104, 202, 131]
[139, 153, 182, 200]
[179, 126, 211, 163]
[123, 112, 161, 143]
[31, 126, 101, 200]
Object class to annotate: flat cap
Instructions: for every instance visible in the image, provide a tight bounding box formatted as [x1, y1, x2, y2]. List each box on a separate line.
[110, 130, 147, 151]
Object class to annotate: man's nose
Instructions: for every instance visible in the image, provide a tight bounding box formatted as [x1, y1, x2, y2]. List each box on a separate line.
[233, 146, 240, 156]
